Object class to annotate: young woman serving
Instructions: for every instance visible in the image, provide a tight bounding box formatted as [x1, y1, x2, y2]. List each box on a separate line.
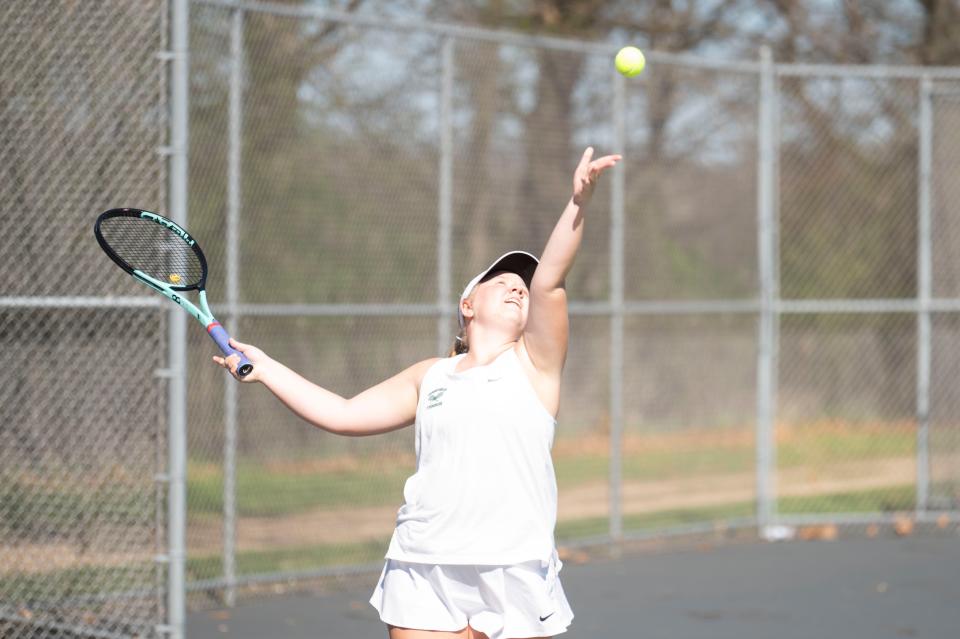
[215, 147, 621, 639]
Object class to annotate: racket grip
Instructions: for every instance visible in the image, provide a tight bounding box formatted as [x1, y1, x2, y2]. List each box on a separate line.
[207, 323, 253, 377]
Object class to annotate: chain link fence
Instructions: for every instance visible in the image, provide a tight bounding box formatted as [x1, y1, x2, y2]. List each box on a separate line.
[930, 88, 960, 511]
[183, 0, 960, 601]
[0, 1, 170, 637]
[5, 0, 960, 636]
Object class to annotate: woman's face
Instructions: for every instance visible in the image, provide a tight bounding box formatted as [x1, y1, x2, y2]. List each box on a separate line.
[464, 270, 529, 332]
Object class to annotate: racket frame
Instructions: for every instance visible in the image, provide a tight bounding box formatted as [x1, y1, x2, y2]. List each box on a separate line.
[94, 208, 253, 377]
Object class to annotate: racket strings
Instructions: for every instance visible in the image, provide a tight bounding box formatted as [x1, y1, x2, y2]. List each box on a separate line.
[98, 216, 204, 287]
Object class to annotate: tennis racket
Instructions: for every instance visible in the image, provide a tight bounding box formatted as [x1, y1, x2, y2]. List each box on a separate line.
[94, 207, 253, 377]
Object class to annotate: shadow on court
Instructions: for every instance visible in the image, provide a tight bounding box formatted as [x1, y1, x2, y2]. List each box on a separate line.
[188, 536, 959, 639]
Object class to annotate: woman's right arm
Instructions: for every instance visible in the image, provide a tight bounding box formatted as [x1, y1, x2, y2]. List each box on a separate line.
[215, 339, 438, 437]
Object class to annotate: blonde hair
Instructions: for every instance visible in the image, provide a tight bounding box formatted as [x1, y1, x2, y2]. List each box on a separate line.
[448, 330, 468, 356]
[448, 289, 476, 356]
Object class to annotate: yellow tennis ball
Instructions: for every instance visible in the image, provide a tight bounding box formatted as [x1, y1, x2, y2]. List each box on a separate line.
[169, 274, 181, 284]
[615, 46, 645, 77]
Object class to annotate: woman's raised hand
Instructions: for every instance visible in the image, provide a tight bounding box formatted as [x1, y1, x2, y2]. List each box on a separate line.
[572, 147, 622, 206]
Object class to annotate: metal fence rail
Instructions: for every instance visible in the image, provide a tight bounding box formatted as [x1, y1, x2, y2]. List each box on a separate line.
[4, 2, 960, 637]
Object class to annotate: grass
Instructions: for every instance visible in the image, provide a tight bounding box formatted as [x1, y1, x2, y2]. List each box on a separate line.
[184, 421, 916, 517]
[188, 538, 391, 580]
[556, 502, 756, 540]
[2, 421, 921, 589]
[779, 484, 915, 514]
[557, 421, 915, 489]
[6, 483, 919, 590]
[556, 484, 916, 539]
[180, 483, 918, 578]
[188, 459, 412, 516]
[553, 446, 754, 489]
[0, 482, 151, 542]
[0, 564, 157, 600]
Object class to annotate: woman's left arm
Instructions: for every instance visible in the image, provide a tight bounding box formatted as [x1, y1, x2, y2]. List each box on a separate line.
[523, 147, 621, 375]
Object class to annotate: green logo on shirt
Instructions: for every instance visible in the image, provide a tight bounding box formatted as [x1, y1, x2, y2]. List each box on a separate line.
[426, 387, 447, 408]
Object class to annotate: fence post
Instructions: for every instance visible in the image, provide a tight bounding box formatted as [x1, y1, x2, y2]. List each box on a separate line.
[609, 65, 626, 542]
[167, 0, 190, 636]
[437, 37, 454, 355]
[916, 74, 933, 515]
[223, 4, 245, 608]
[756, 46, 779, 535]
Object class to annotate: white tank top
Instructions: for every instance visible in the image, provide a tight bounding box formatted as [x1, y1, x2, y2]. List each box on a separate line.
[385, 348, 559, 565]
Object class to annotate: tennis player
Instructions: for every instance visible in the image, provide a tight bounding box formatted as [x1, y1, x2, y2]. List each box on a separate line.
[215, 147, 621, 639]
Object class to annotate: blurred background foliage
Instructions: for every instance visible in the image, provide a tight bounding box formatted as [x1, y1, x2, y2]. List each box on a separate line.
[184, 1, 960, 451]
[190, 0, 960, 303]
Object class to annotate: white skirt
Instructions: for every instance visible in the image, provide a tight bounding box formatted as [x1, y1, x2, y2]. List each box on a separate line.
[369, 553, 574, 639]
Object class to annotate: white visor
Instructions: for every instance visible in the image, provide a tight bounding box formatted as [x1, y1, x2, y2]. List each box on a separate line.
[458, 251, 539, 329]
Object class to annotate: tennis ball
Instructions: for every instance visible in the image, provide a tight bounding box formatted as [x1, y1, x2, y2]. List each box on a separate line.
[169, 274, 181, 284]
[615, 46, 645, 77]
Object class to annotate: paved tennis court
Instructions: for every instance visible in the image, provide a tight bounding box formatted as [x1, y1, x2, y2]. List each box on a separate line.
[188, 535, 959, 639]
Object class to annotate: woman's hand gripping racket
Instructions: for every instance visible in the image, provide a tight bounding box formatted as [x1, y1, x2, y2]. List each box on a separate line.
[94, 208, 253, 377]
